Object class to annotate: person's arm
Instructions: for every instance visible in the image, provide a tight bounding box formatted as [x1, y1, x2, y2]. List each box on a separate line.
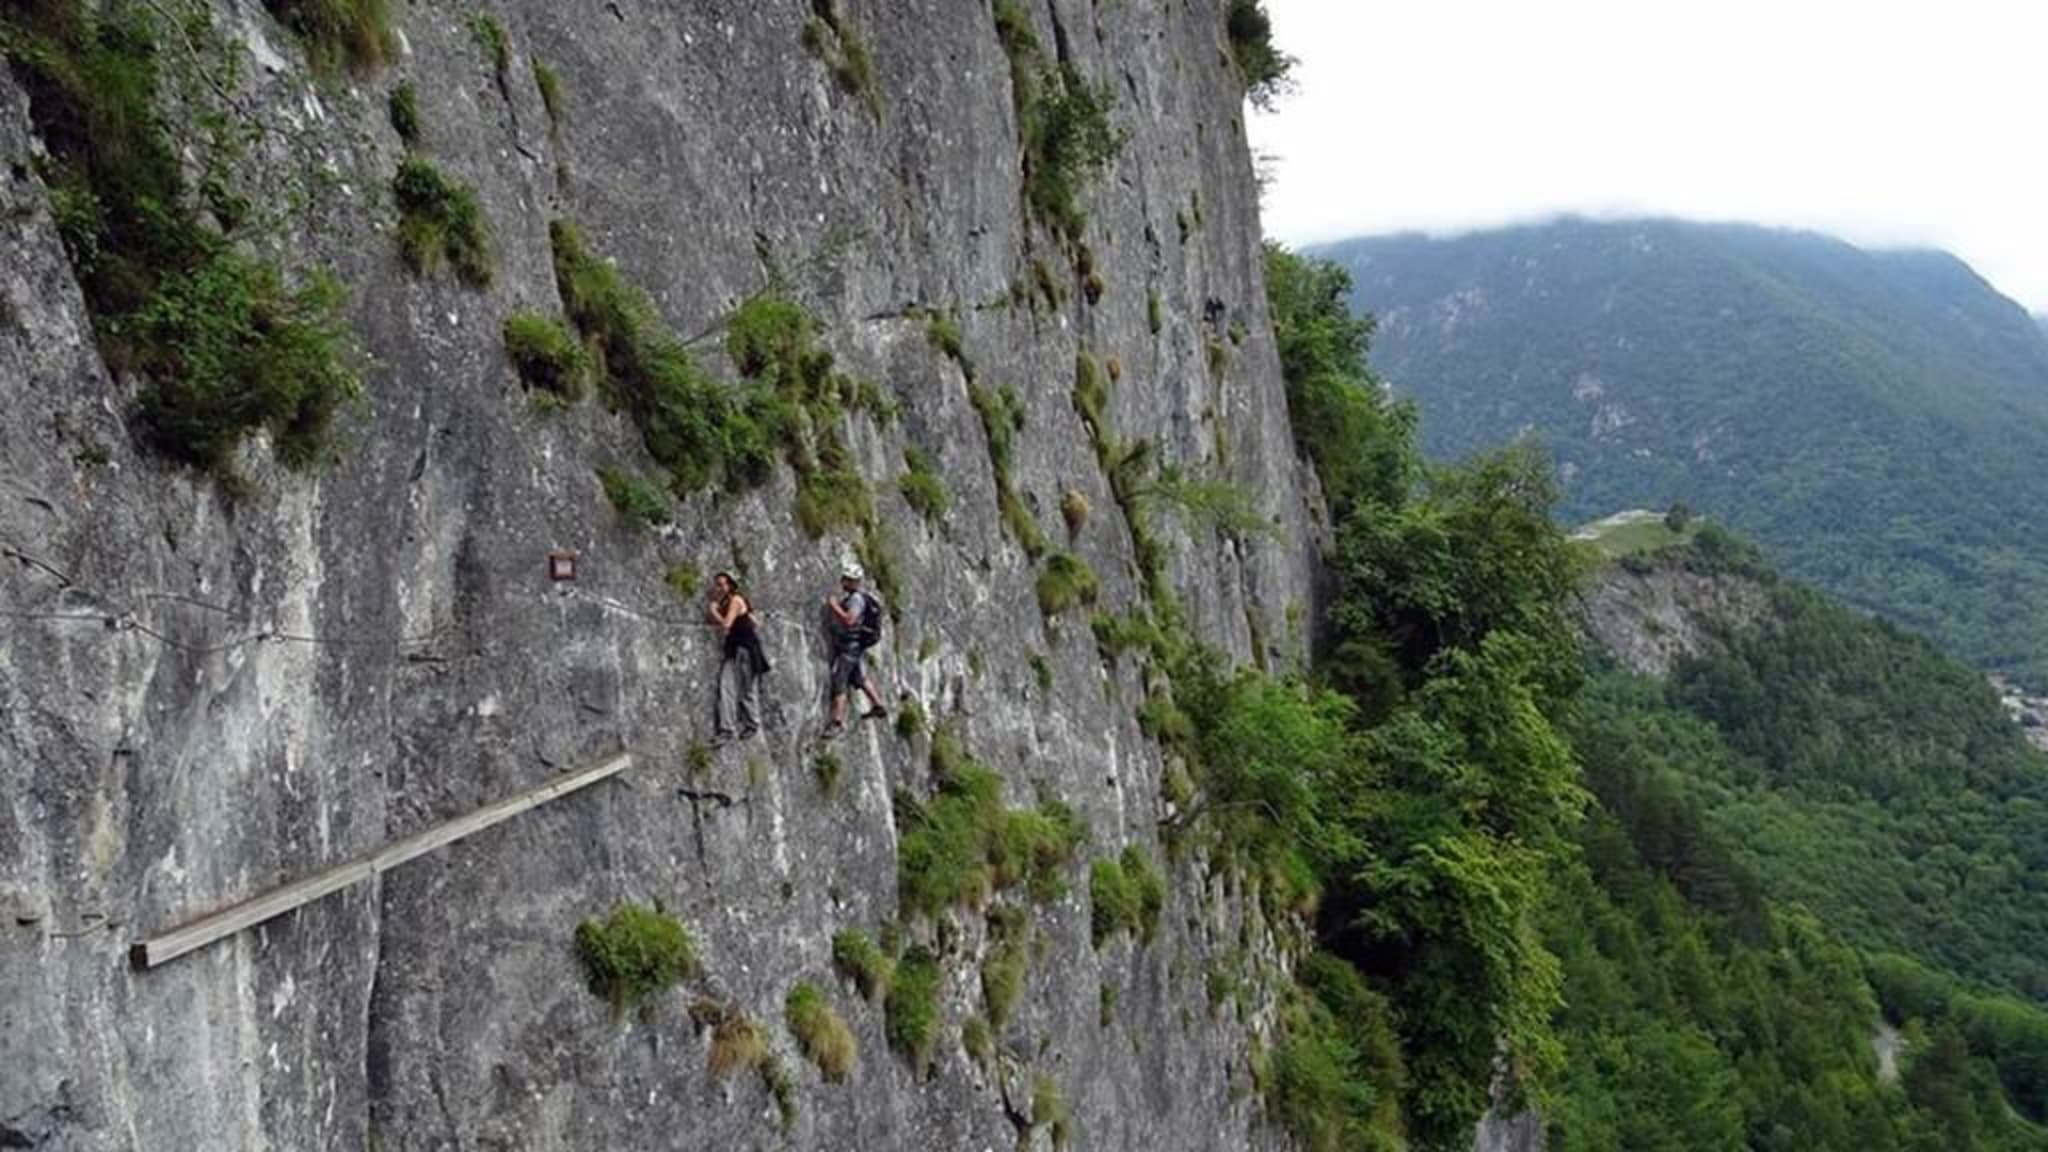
[825, 593, 857, 626]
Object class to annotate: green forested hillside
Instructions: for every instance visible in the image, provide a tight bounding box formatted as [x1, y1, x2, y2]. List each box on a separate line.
[1555, 535, 2048, 1149]
[1314, 219, 2048, 687]
[1224, 247, 2048, 1150]
[1553, 673, 2048, 1152]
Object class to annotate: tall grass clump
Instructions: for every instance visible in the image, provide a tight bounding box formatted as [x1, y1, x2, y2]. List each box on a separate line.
[785, 982, 857, 1082]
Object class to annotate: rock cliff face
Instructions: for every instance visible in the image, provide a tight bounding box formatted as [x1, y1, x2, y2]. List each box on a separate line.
[0, 3, 1315, 1149]
[1579, 558, 1767, 678]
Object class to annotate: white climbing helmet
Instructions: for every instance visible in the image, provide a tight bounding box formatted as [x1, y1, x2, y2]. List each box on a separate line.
[841, 558, 866, 582]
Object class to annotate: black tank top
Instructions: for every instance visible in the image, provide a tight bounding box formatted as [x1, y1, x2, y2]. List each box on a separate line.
[722, 596, 763, 661]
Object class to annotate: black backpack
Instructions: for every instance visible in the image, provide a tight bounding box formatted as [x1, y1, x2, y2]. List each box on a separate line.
[856, 593, 884, 651]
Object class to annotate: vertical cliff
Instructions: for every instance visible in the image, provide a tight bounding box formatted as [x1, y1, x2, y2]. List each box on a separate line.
[0, 1, 1317, 1148]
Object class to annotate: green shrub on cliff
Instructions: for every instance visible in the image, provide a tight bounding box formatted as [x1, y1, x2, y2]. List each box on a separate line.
[896, 751, 1082, 919]
[597, 466, 670, 528]
[575, 903, 696, 1012]
[991, 1, 1122, 243]
[2, 3, 360, 476]
[550, 220, 780, 495]
[1225, 0, 1292, 108]
[885, 946, 941, 1069]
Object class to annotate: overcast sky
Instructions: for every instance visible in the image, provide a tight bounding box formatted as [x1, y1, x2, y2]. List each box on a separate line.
[1247, 0, 2048, 312]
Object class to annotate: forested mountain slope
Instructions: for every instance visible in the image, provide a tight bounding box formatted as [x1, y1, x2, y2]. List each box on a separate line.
[1258, 246, 2048, 1151]
[1316, 219, 2048, 687]
[1554, 531, 2048, 1151]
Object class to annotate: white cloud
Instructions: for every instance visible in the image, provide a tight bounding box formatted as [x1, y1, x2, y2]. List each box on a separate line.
[1248, 0, 2048, 311]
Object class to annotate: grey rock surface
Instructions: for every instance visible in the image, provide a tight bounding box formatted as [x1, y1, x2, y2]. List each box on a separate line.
[1579, 561, 1767, 678]
[0, 2, 1316, 1149]
[1472, 1106, 1544, 1152]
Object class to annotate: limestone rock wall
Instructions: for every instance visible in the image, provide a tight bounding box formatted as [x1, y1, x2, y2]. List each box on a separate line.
[0, 2, 1316, 1148]
[1580, 559, 1768, 678]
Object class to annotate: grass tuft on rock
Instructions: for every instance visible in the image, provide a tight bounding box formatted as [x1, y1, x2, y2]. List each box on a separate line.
[1089, 845, 1164, 946]
[551, 220, 781, 495]
[885, 946, 941, 1070]
[899, 446, 951, 525]
[1036, 551, 1099, 617]
[665, 564, 701, 599]
[1061, 490, 1090, 537]
[468, 10, 509, 83]
[814, 750, 843, 797]
[394, 157, 493, 287]
[708, 1009, 768, 1076]
[575, 903, 696, 1011]
[969, 382, 1047, 557]
[796, 468, 872, 538]
[1033, 1074, 1072, 1150]
[962, 1015, 994, 1067]
[895, 698, 928, 740]
[993, 2, 1123, 242]
[598, 467, 671, 529]
[503, 312, 588, 402]
[388, 82, 422, 144]
[785, 982, 857, 1082]
[801, 0, 881, 119]
[981, 905, 1031, 1030]
[532, 55, 565, 129]
[831, 929, 894, 1001]
[264, 0, 395, 74]
[1225, 0, 1294, 108]
[896, 743, 1083, 919]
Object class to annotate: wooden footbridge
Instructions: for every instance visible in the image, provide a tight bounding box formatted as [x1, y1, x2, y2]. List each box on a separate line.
[130, 752, 635, 969]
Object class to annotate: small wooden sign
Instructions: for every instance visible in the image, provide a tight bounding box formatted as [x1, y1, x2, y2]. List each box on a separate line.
[548, 550, 578, 582]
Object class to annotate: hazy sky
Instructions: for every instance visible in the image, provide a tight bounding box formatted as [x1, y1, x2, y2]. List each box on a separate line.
[1247, 0, 2048, 312]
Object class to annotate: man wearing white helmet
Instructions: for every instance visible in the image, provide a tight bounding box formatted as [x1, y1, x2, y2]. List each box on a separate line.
[823, 558, 887, 737]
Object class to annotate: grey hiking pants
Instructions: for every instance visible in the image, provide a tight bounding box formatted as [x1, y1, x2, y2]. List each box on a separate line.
[715, 652, 760, 735]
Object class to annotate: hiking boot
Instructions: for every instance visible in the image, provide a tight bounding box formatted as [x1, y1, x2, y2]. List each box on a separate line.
[863, 706, 889, 722]
[822, 721, 845, 739]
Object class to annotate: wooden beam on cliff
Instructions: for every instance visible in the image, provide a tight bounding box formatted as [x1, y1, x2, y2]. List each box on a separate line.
[130, 751, 635, 970]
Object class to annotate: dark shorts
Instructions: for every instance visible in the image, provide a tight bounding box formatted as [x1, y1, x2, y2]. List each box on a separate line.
[830, 650, 867, 695]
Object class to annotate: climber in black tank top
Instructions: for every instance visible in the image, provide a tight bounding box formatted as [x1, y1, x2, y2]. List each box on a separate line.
[707, 571, 767, 741]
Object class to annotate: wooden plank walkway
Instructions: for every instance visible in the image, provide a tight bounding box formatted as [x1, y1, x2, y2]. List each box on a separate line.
[130, 751, 635, 970]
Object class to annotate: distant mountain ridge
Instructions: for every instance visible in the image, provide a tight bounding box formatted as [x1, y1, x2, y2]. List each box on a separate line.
[1315, 218, 2048, 686]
